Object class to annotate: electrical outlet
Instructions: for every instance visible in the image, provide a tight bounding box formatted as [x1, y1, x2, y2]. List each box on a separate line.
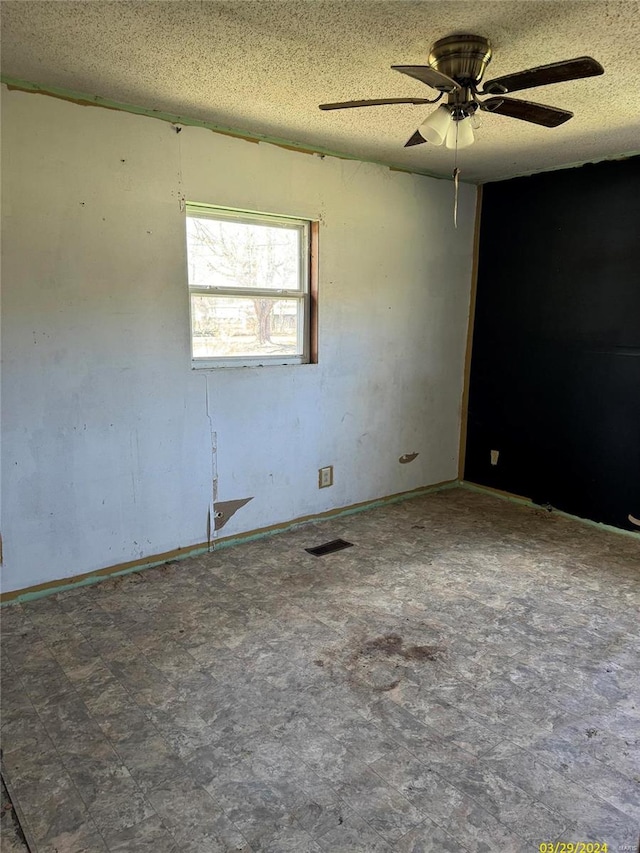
[490, 449, 499, 466]
[318, 465, 333, 488]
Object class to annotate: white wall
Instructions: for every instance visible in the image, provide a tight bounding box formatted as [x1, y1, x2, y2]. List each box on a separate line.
[1, 86, 476, 594]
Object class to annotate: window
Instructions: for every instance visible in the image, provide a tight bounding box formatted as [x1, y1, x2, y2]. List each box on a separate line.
[186, 204, 316, 368]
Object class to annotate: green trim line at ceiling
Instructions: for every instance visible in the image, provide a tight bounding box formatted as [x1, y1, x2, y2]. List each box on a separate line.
[0, 74, 463, 183]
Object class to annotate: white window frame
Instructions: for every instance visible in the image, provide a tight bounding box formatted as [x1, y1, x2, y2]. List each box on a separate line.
[186, 203, 312, 369]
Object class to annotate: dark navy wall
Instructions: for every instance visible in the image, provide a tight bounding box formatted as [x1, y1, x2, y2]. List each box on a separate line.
[465, 156, 640, 530]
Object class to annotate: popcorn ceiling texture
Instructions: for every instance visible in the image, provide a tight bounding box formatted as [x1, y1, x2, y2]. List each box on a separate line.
[1, 0, 639, 181]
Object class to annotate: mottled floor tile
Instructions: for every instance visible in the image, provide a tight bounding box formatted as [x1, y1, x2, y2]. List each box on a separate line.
[250, 824, 323, 852]
[446, 755, 569, 843]
[182, 737, 247, 786]
[482, 740, 637, 843]
[87, 781, 156, 848]
[315, 805, 394, 852]
[108, 813, 179, 852]
[1, 489, 639, 853]
[62, 747, 135, 809]
[293, 797, 349, 838]
[275, 715, 370, 784]
[203, 766, 295, 847]
[334, 763, 425, 841]
[1, 703, 58, 758]
[395, 819, 470, 853]
[114, 732, 187, 792]
[0, 776, 29, 853]
[148, 774, 252, 850]
[2, 752, 90, 845]
[369, 747, 524, 851]
[313, 703, 401, 764]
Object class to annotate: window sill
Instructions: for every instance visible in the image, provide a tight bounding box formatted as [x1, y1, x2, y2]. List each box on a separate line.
[191, 356, 312, 370]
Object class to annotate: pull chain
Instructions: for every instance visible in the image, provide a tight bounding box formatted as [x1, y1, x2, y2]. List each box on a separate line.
[453, 166, 460, 229]
[453, 119, 460, 229]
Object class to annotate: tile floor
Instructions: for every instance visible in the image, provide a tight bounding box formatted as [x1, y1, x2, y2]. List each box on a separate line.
[1, 777, 29, 853]
[1, 489, 639, 852]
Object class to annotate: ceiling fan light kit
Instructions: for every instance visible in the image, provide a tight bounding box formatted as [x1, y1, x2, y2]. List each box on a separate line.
[445, 117, 474, 150]
[419, 104, 451, 144]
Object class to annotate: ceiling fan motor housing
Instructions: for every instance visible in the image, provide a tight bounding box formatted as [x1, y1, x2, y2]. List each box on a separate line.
[428, 34, 492, 86]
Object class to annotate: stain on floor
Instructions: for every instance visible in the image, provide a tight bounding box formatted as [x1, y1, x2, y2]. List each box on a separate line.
[361, 633, 444, 663]
[317, 632, 446, 693]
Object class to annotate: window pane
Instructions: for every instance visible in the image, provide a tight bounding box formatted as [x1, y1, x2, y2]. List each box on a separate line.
[191, 295, 303, 359]
[186, 216, 302, 291]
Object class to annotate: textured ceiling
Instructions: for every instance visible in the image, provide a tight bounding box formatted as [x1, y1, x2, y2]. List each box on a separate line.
[2, 0, 639, 182]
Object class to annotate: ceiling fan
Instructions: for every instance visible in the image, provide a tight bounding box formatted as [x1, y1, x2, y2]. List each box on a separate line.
[319, 34, 604, 150]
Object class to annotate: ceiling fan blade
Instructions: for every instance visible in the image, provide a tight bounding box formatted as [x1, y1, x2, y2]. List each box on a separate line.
[391, 65, 460, 93]
[319, 97, 438, 110]
[481, 96, 573, 127]
[483, 56, 603, 94]
[404, 130, 426, 148]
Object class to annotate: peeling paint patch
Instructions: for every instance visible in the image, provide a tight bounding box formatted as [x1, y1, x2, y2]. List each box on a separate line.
[399, 452, 419, 464]
[214, 498, 253, 531]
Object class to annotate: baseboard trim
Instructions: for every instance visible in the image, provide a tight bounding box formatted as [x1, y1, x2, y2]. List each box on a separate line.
[460, 480, 640, 541]
[1, 478, 458, 604]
